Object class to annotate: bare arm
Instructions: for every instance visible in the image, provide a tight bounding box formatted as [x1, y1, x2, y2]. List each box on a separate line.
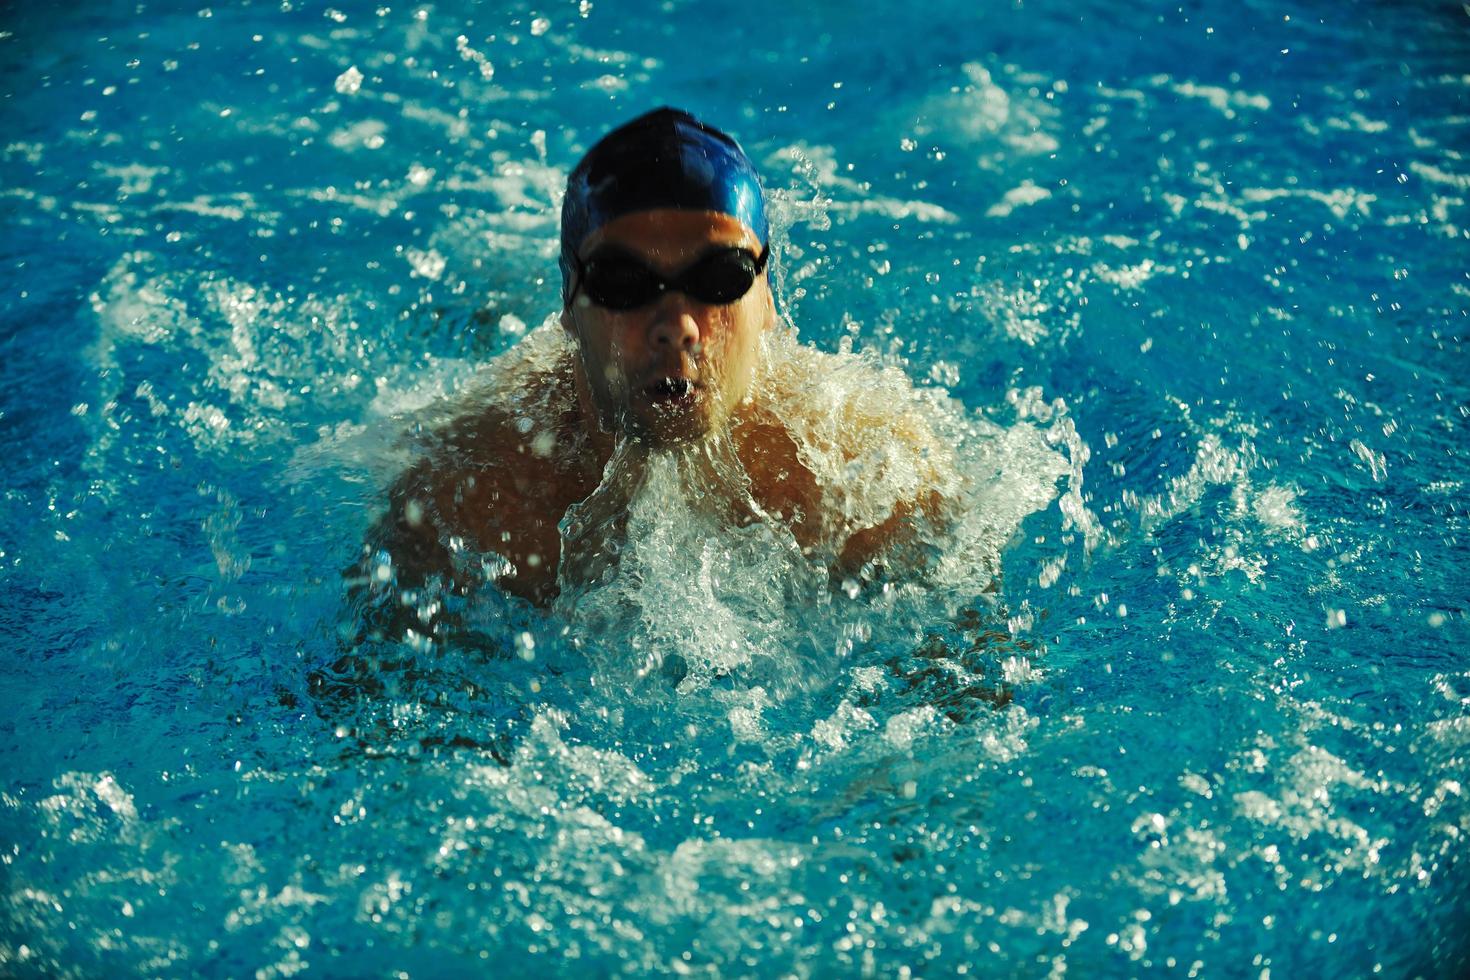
[347, 456, 465, 644]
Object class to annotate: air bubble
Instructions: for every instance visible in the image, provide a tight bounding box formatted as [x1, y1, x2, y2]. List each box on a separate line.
[515, 631, 536, 660]
[334, 66, 363, 95]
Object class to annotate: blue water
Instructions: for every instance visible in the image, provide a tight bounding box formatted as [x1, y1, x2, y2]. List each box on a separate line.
[3, 0, 1468, 975]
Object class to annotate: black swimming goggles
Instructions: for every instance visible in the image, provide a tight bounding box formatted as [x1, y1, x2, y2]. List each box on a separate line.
[569, 243, 770, 311]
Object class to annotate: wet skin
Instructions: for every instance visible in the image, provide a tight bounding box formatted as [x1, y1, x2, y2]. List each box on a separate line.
[361, 209, 937, 625]
[563, 210, 773, 449]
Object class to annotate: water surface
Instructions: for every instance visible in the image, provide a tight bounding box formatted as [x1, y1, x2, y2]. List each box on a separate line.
[1, 0, 1467, 975]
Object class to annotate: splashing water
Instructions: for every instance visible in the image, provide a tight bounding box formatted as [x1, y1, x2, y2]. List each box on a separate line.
[2, 0, 1468, 975]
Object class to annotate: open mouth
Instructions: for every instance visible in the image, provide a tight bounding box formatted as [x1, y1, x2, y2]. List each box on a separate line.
[645, 377, 697, 404]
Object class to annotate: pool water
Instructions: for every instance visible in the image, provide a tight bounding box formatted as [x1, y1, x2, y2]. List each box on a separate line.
[3, 0, 1468, 975]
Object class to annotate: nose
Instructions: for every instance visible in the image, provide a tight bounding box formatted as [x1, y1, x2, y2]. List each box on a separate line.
[647, 295, 701, 351]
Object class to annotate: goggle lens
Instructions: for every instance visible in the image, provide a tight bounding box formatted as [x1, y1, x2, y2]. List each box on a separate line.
[576, 245, 769, 310]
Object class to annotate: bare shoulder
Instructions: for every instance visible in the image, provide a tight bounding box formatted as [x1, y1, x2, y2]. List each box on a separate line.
[758, 339, 955, 492]
[745, 335, 959, 570]
[364, 351, 591, 612]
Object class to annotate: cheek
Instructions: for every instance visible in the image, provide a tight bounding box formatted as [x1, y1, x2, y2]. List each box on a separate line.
[730, 300, 767, 356]
[576, 318, 630, 369]
[710, 311, 762, 384]
[706, 312, 741, 361]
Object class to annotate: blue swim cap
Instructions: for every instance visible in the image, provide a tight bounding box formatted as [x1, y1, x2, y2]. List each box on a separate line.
[560, 107, 768, 300]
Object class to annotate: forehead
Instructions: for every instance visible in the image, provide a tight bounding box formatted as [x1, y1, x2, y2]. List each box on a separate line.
[578, 209, 761, 266]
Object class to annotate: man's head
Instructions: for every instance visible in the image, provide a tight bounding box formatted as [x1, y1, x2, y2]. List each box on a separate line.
[560, 108, 768, 297]
[559, 108, 774, 446]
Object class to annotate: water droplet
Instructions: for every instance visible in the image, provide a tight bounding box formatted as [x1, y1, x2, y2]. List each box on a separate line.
[334, 65, 364, 96]
[515, 631, 536, 660]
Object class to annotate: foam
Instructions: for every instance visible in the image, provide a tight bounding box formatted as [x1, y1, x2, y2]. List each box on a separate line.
[486, 319, 1075, 697]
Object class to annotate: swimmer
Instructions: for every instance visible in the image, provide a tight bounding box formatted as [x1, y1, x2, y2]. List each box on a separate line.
[354, 108, 956, 638]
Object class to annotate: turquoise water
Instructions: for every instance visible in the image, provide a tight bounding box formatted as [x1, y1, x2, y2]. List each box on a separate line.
[3, 0, 1468, 975]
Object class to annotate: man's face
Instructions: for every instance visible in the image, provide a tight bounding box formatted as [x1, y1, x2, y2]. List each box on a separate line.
[562, 209, 774, 445]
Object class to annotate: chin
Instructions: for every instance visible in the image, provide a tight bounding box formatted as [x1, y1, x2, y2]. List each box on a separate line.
[636, 415, 712, 447]
[621, 391, 722, 446]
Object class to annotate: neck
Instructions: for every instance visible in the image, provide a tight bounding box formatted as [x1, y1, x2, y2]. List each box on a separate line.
[567, 357, 618, 470]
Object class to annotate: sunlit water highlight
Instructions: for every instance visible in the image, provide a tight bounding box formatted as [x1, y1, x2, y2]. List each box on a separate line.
[2, 0, 1467, 975]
